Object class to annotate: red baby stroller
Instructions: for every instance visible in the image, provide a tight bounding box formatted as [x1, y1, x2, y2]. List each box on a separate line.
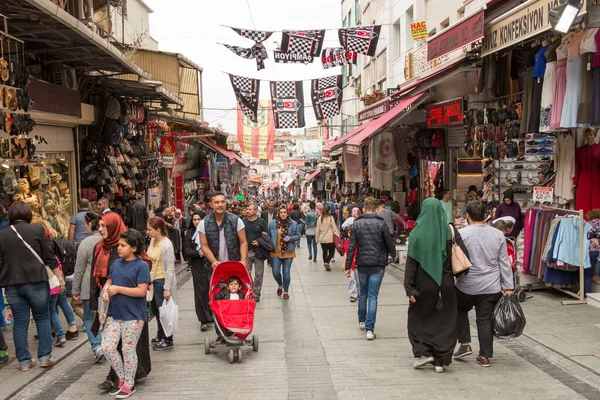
[204, 261, 259, 363]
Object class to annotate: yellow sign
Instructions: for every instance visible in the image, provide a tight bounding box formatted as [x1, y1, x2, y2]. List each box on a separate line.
[411, 21, 428, 40]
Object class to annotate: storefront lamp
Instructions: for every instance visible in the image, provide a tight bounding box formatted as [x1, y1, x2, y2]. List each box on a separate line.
[549, 0, 582, 33]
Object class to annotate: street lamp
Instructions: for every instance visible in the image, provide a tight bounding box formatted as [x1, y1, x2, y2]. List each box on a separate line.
[549, 0, 582, 33]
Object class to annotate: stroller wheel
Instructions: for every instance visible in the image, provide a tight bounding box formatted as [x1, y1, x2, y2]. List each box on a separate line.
[236, 348, 243, 363]
[252, 335, 259, 352]
[228, 348, 235, 364]
[204, 337, 211, 355]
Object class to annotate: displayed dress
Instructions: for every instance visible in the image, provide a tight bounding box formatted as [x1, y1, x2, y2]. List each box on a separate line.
[574, 143, 600, 218]
[550, 39, 568, 129]
[554, 133, 575, 204]
[578, 28, 598, 124]
[591, 30, 600, 125]
[540, 39, 560, 132]
[529, 44, 550, 133]
[561, 29, 586, 128]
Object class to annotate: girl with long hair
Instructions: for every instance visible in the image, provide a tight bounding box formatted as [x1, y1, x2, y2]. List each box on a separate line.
[315, 206, 340, 271]
[268, 208, 300, 299]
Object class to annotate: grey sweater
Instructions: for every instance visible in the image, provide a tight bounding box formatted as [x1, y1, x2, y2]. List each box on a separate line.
[456, 224, 514, 295]
[72, 232, 102, 300]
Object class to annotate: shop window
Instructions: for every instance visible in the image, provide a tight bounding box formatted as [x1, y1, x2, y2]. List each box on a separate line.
[393, 19, 402, 59]
[0, 152, 72, 237]
[354, 0, 360, 24]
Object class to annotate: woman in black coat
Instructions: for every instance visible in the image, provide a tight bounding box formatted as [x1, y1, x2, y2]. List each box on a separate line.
[183, 212, 212, 331]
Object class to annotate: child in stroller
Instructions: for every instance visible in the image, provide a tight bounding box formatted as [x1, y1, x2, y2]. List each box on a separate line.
[215, 276, 253, 301]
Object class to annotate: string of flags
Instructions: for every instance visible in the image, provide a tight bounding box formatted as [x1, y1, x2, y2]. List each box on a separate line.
[222, 25, 381, 71]
[229, 74, 343, 129]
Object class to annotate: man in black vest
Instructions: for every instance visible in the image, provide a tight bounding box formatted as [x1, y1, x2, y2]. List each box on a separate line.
[199, 193, 248, 270]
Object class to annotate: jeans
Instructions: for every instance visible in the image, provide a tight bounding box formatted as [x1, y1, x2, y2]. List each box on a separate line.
[272, 257, 293, 292]
[82, 299, 101, 351]
[247, 250, 266, 298]
[151, 278, 173, 343]
[5, 282, 53, 363]
[56, 291, 76, 326]
[456, 289, 502, 358]
[321, 243, 335, 264]
[49, 294, 65, 340]
[357, 267, 385, 332]
[295, 223, 304, 246]
[306, 235, 317, 259]
[348, 269, 359, 298]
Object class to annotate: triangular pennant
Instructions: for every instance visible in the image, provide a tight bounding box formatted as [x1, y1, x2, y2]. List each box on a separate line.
[338, 25, 381, 56]
[229, 74, 260, 123]
[269, 81, 305, 129]
[311, 75, 342, 121]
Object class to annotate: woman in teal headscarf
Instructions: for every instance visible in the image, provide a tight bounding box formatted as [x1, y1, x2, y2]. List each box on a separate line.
[404, 198, 466, 373]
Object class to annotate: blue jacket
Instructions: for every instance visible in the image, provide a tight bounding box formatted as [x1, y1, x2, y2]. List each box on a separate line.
[268, 219, 300, 254]
[304, 211, 319, 229]
[553, 217, 592, 269]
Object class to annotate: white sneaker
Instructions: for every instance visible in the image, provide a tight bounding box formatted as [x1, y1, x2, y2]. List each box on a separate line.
[434, 365, 445, 373]
[358, 322, 366, 330]
[366, 331, 376, 340]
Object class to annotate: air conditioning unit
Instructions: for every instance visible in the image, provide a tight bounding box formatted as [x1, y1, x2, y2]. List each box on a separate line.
[53, 67, 78, 90]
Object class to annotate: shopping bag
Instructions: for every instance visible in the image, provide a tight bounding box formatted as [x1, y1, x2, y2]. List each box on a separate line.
[159, 299, 179, 337]
[492, 295, 526, 339]
[333, 234, 345, 256]
[97, 294, 110, 332]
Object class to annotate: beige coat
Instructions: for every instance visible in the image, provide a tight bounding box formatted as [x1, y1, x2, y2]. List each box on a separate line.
[315, 215, 339, 244]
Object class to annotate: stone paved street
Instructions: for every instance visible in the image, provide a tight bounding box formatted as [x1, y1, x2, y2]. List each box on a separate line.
[4, 244, 600, 399]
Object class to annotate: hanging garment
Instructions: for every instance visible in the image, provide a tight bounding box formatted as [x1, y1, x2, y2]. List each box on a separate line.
[520, 67, 534, 134]
[591, 30, 600, 125]
[552, 217, 592, 269]
[522, 209, 536, 275]
[342, 147, 363, 183]
[574, 144, 600, 217]
[539, 60, 556, 132]
[370, 131, 397, 190]
[528, 44, 550, 132]
[560, 31, 586, 128]
[554, 134, 575, 204]
[578, 58, 594, 124]
[550, 41, 569, 129]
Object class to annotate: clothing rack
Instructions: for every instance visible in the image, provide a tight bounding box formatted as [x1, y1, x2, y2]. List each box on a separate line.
[540, 205, 586, 305]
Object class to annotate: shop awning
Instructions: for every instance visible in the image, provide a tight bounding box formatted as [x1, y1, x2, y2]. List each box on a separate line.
[322, 118, 379, 157]
[199, 138, 250, 168]
[93, 77, 184, 108]
[344, 91, 430, 154]
[305, 170, 322, 182]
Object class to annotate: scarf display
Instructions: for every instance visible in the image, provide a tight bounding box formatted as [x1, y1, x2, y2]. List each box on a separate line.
[229, 74, 260, 123]
[281, 30, 325, 57]
[407, 198, 452, 286]
[343, 147, 363, 183]
[321, 47, 358, 69]
[311, 75, 342, 121]
[269, 81, 305, 129]
[338, 25, 381, 56]
[93, 212, 127, 286]
[371, 130, 398, 190]
[276, 215, 292, 253]
[223, 43, 268, 71]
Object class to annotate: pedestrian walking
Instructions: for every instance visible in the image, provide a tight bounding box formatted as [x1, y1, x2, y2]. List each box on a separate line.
[304, 202, 319, 262]
[344, 197, 395, 340]
[69, 198, 91, 244]
[405, 198, 465, 373]
[146, 217, 178, 351]
[289, 202, 304, 248]
[315, 206, 340, 271]
[91, 213, 151, 393]
[183, 211, 212, 330]
[268, 207, 300, 299]
[0, 201, 62, 371]
[72, 212, 104, 363]
[101, 229, 151, 399]
[341, 224, 359, 302]
[242, 203, 269, 302]
[454, 200, 514, 368]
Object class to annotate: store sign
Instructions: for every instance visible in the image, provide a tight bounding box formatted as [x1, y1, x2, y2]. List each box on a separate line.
[161, 154, 174, 168]
[410, 21, 428, 40]
[358, 101, 389, 122]
[346, 144, 360, 155]
[533, 186, 554, 203]
[481, 0, 569, 57]
[386, 87, 400, 96]
[427, 10, 485, 61]
[426, 98, 464, 127]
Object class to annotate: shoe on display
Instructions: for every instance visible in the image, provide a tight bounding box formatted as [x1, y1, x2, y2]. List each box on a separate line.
[513, 165, 524, 170]
[538, 147, 553, 153]
[527, 140, 539, 146]
[538, 139, 553, 146]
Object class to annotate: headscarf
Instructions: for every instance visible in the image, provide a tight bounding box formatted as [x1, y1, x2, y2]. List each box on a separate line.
[407, 198, 452, 287]
[173, 209, 183, 230]
[190, 211, 204, 251]
[93, 212, 127, 285]
[351, 207, 361, 219]
[276, 212, 291, 253]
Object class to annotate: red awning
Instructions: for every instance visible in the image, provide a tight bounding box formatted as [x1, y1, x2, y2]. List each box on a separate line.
[322, 118, 379, 156]
[305, 169, 322, 182]
[345, 92, 430, 154]
[199, 138, 250, 168]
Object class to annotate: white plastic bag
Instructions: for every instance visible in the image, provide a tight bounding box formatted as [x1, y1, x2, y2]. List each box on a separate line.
[97, 294, 110, 332]
[159, 299, 179, 337]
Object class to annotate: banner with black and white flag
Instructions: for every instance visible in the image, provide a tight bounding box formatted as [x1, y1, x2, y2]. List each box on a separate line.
[229, 74, 260, 123]
[269, 81, 305, 129]
[321, 48, 358, 69]
[229, 27, 273, 43]
[311, 76, 342, 121]
[223, 43, 268, 71]
[273, 50, 313, 64]
[338, 25, 381, 56]
[280, 30, 325, 57]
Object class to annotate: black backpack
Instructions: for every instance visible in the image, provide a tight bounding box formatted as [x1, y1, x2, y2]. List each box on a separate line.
[52, 237, 77, 277]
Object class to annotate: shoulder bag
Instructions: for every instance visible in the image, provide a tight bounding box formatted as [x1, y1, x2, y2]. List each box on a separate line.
[11, 225, 60, 290]
[450, 225, 471, 275]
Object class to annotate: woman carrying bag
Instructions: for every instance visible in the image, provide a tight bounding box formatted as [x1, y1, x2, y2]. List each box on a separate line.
[315, 206, 340, 271]
[269, 208, 300, 300]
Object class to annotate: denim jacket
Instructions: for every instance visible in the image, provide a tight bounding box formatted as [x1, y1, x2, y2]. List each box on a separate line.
[268, 219, 300, 253]
[304, 211, 319, 228]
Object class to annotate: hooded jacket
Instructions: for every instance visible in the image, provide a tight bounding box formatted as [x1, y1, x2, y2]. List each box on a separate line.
[494, 189, 523, 237]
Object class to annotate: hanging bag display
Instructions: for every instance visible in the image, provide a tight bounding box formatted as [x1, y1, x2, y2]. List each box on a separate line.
[449, 225, 471, 275]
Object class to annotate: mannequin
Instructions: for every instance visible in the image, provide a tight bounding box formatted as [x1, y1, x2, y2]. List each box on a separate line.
[46, 173, 61, 204]
[44, 200, 61, 236]
[573, 127, 600, 218]
[18, 178, 41, 215]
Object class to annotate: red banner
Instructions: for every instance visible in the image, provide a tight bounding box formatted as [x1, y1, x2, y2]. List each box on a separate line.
[237, 100, 275, 160]
[427, 10, 484, 61]
[159, 135, 176, 154]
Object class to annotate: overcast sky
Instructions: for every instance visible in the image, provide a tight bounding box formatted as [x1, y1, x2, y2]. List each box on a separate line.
[144, 0, 342, 134]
